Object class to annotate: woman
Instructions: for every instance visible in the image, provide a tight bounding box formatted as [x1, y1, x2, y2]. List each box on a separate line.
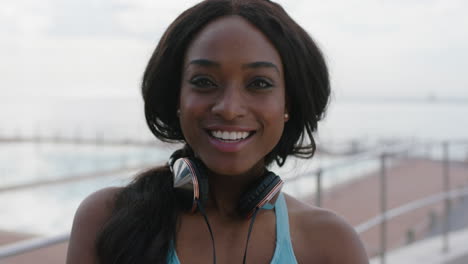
[67, 0, 369, 263]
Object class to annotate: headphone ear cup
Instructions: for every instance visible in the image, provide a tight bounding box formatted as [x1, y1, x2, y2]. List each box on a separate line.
[172, 157, 209, 213]
[237, 171, 281, 218]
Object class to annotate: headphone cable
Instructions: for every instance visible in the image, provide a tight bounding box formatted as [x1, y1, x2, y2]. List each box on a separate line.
[242, 207, 260, 264]
[197, 199, 217, 264]
[197, 202, 263, 264]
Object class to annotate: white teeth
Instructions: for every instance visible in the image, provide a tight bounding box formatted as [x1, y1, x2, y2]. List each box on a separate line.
[210, 130, 250, 141]
[229, 132, 236, 140]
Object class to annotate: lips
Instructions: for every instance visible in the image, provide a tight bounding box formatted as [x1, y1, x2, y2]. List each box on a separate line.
[205, 127, 256, 152]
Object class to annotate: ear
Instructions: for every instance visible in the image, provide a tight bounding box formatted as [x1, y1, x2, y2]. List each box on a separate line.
[284, 95, 290, 122]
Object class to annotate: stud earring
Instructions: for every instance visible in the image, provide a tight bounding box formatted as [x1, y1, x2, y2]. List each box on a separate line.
[177, 109, 181, 116]
[284, 113, 289, 121]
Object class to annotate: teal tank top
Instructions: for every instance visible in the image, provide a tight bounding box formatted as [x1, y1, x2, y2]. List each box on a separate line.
[167, 192, 298, 263]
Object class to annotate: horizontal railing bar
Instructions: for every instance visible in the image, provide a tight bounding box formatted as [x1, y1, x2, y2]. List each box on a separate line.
[0, 233, 69, 259]
[284, 154, 376, 183]
[0, 137, 160, 147]
[407, 139, 468, 146]
[284, 144, 418, 184]
[355, 187, 468, 234]
[285, 139, 465, 185]
[0, 165, 151, 193]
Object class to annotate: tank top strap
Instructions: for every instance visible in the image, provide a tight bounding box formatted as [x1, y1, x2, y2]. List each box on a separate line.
[269, 192, 298, 264]
[168, 240, 181, 264]
[275, 193, 292, 240]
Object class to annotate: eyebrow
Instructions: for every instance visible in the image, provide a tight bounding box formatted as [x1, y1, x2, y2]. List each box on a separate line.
[187, 59, 221, 68]
[186, 59, 280, 74]
[242, 61, 280, 74]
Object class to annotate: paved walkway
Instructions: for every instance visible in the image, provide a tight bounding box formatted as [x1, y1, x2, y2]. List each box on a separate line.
[370, 227, 468, 264]
[304, 158, 468, 257]
[0, 231, 67, 264]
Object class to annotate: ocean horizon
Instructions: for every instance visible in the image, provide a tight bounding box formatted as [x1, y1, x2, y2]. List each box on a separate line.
[1, 95, 467, 142]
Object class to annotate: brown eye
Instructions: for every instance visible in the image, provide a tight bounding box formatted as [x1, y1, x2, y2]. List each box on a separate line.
[250, 78, 273, 90]
[189, 76, 217, 88]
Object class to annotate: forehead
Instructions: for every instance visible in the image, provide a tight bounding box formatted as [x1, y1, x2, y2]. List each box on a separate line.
[184, 15, 282, 69]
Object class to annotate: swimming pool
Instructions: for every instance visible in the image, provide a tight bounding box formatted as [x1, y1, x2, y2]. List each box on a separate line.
[0, 142, 382, 235]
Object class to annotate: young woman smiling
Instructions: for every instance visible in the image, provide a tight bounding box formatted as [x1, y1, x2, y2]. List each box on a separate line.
[66, 1, 369, 263]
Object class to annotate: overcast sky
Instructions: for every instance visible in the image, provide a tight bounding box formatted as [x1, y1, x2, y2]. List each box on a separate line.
[1, 0, 467, 99]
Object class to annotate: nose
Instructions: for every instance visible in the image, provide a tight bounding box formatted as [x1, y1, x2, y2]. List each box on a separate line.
[211, 85, 247, 120]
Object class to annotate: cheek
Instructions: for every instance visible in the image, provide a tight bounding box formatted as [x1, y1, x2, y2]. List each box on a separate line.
[179, 85, 214, 112]
[178, 88, 195, 136]
[261, 98, 286, 136]
[178, 87, 192, 112]
[178, 89, 209, 140]
[272, 93, 287, 137]
[179, 87, 201, 117]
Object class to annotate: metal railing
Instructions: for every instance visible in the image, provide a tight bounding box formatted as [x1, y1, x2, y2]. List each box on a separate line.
[286, 139, 468, 263]
[356, 141, 468, 264]
[0, 135, 161, 147]
[0, 233, 69, 259]
[0, 165, 152, 193]
[0, 139, 467, 261]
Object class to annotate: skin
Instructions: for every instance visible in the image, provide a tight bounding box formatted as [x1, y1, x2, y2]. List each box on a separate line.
[66, 16, 369, 264]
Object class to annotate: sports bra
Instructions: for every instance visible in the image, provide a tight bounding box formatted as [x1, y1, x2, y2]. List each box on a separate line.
[167, 192, 298, 263]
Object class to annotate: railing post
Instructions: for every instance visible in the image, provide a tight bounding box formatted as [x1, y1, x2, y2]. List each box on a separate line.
[380, 153, 387, 264]
[316, 169, 322, 207]
[95, 132, 100, 170]
[442, 141, 450, 253]
[294, 175, 301, 197]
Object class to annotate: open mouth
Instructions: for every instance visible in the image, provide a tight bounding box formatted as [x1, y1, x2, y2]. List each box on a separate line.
[208, 130, 255, 142]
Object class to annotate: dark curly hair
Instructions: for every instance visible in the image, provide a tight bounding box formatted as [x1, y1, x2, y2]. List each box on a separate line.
[96, 1, 330, 263]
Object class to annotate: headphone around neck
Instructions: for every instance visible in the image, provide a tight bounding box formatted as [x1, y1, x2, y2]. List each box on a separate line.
[169, 156, 284, 218]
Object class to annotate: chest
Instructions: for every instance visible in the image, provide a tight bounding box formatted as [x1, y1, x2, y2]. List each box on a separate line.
[175, 212, 276, 264]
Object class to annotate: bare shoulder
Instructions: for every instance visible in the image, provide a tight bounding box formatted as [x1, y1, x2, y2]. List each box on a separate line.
[284, 193, 369, 264]
[66, 187, 123, 264]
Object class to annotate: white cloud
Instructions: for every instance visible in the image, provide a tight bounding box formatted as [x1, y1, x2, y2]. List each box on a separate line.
[0, 36, 151, 98]
[114, 0, 202, 40]
[0, 0, 53, 36]
[279, 0, 468, 98]
[0, 0, 467, 99]
[46, 0, 130, 37]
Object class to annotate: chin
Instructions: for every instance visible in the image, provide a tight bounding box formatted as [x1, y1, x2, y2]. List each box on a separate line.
[204, 160, 264, 178]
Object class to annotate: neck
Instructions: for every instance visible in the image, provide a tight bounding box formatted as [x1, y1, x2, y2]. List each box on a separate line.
[205, 164, 266, 219]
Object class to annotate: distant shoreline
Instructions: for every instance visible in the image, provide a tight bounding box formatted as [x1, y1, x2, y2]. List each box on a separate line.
[0, 95, 468, 104]
[337, 96, 468, 104]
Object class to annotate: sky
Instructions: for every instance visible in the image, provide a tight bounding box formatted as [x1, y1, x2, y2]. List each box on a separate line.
[0, 0, 467, 100]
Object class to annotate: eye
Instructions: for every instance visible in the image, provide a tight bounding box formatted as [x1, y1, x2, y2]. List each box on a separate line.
[249, 78, 273, 90]
[189, 76, 217, 89]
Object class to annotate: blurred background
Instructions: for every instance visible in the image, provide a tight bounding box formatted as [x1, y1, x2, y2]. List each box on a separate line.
[1, 0, 467, 263]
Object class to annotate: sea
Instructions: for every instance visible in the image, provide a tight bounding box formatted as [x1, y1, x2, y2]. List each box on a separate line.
[0, 96, 467, 236]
